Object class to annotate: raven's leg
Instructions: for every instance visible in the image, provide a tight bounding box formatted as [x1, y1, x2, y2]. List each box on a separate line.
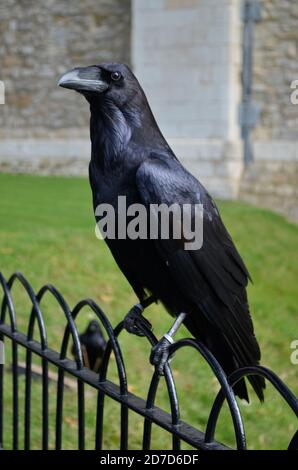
[150, 312, 187, 374]
[123, 296, 155, 337]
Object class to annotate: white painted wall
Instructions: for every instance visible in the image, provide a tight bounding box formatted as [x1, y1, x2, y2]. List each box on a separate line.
[132, 0, 243, 198]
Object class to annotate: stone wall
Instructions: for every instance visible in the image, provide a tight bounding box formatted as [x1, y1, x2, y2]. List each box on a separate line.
[0, 0, 130, 173]
[252, 0, 298, 140]
[239, 0, 298, 222]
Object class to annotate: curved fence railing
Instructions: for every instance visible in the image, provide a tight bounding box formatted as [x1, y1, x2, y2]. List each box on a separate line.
[0, 271, 297, 450]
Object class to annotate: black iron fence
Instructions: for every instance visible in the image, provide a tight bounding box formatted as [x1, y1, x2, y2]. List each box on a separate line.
[0, 271, 297, 450]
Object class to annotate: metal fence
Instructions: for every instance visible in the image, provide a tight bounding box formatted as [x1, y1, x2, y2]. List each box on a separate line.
[0, 271, 297, 450]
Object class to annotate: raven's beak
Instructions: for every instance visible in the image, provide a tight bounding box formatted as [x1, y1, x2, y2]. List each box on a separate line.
[58, 66, 108, 93]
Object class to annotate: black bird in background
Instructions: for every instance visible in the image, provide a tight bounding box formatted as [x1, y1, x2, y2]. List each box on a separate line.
[72, 320, 106, 373]
[59, 63, 265, 401]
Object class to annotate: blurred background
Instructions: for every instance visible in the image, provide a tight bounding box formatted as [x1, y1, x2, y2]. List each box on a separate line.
[0, 0, 297, 450]
[0, 0, 298, 221]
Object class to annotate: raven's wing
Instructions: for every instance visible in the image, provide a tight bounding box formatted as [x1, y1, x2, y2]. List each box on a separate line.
[136, 154, 265, 400]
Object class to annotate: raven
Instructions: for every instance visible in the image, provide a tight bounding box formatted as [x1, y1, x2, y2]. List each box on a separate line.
[59, 63, 265, 401]
[72, 320, 106, 373]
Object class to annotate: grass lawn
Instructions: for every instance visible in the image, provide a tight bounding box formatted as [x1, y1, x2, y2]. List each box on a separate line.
[0, 172, 297, 450]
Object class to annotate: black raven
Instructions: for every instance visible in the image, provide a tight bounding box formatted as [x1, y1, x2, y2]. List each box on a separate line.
[72, 320, 106, 373]
[59, 63, 265, 401]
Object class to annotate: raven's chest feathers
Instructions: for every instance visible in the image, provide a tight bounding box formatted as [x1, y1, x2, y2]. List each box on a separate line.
[89, 99, 146, 210]
[89, 158, 141, 213]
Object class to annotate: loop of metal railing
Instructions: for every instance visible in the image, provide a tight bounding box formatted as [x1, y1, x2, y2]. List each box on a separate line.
[169, 338, 247, 450]
[35, 284, 84, 450]
[72, 300, 127, 392]
[0, 272, 50, 450]
[3, 272, 48, 349]
[94, 322, 127, 450]
[12, 274, 47, 451]
[142, 364, 181, 450]
[135, 323, 181, 451]
[70, 300, 128, 450]
[288, 429, 298, 451]
[205, 365, 298, 449]
[107, 320, 181, 451]
[0, 272, 18, 450]
[36, 285, 84, 368]
[0, 272, 17, 331]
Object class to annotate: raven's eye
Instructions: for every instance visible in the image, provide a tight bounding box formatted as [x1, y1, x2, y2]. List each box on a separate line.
[111, 71, 121, 81]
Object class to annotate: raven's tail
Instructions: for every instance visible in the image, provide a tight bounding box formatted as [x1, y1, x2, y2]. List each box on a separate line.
[184, 314, 265, 402]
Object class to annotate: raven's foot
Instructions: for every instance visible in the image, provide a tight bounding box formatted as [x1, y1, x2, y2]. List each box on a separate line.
[150, 335, 174, 375]
[123, 304, 152, 337]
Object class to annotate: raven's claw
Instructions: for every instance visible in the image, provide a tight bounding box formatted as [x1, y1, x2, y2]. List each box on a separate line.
[150, 336, 173, 375]
[123, 304, 152, 337]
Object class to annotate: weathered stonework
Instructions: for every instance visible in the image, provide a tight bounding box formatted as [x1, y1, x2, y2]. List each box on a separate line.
[252, 0, 298, 140]
[239, 0, 298, 222]
[0, 0, 130, 137]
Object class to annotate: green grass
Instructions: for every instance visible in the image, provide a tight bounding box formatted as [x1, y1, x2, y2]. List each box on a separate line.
[0, 172, 297, 450]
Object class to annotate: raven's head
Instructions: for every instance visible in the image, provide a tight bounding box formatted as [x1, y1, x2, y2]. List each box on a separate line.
[58, 63, 165, 157]
[85, 320, 102, 335]
[58, 63, 141, 108]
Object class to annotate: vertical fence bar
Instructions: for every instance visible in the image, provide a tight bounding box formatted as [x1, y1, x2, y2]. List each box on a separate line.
[24, 349, 32, 450]
[143, 371, 160, 450]
[0, 273, 17, 451]
[12, 341, 19, 450]
[164, 364, 180, 451]
[77, 380, 85, 450]
[142, 356, 180, 450]
[95, 390, 104, 450]
[86, 317, 128, 451]
[120, 405, 128, 450]
[95, 393, 128, 450]
[42, 358, 49, 450]
[55, 368, 64, 450]
[0, 336, 4, 450]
